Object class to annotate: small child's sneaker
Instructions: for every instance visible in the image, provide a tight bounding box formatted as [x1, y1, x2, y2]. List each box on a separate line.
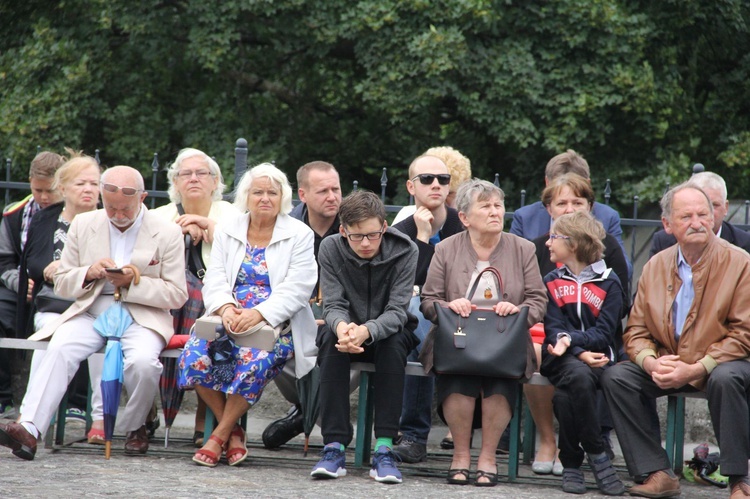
[369, 445, 402, 484]
[311, 443, 346, 479]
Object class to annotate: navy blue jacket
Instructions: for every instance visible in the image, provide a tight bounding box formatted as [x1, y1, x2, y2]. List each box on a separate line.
[540, 261, 624, 373]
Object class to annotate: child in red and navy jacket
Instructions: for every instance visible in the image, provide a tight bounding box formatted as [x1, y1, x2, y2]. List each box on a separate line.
[539, 210, 626, 496]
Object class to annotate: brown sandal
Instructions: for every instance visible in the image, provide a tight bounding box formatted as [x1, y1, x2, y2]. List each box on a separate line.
[226, 425, 248, 466]
[192, 435, 225, 467]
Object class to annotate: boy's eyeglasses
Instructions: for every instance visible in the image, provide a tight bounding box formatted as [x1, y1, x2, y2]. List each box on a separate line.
[411, 173, 451, 186]
[548, 233, 571, 241]
[101, 183, 142, 196]
[344, 229, 385, 242]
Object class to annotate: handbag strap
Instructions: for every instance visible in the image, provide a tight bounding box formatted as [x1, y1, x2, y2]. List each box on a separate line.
[467, 266, 504, 300]
[176, 203, 206, 279]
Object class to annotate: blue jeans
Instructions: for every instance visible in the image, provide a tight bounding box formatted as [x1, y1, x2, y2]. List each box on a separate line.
[398, 296, 434, 444]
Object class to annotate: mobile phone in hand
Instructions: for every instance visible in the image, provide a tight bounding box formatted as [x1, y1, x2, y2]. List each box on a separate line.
[104, 268, 124, 274]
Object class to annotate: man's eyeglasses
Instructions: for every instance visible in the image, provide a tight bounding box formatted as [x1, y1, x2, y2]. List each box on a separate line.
[548, 233, 571, 241]
[101, 183, 142, 196]
[411, 173, 451, 186]
[176, 169, 213, 179]
[344, 228, 385, 242]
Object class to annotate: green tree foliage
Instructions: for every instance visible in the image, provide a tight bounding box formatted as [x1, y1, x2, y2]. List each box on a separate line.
[1, 0, 748, 209]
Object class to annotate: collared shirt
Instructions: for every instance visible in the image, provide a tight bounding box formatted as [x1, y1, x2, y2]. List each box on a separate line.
[672, 248, 695, 341]
[102, 205, 146, 295]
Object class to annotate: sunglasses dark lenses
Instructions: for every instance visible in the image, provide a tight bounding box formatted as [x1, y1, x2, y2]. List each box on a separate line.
[102, 183, 138, 196]
[418, 174, 450, 185]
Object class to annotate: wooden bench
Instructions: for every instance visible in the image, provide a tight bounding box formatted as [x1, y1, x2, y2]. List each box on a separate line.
[0, 337, 181, 447]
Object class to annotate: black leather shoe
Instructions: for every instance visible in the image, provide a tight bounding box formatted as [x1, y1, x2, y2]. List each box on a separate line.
[394, 438, 427, 463]
[262, 405, 304, 449]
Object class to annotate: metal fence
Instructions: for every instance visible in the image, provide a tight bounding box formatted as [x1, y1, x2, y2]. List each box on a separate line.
[4, 138, 749, 286]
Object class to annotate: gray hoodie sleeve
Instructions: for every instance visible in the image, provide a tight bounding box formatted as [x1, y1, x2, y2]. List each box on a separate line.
[319, 238, 352, 335]
[364, 242, 418, 343]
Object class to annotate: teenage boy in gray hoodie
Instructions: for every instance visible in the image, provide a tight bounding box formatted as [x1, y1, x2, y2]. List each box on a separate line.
[310, 190, 418, 484]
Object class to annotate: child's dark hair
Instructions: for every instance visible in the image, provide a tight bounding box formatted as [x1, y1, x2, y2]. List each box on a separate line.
[551, 211, 605, 264]
[338, 190, 386, 226]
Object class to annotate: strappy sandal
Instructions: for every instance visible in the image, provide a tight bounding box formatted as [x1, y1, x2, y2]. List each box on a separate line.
[447, 468, 471, 485]
[87, 427, 105, 445]
[192, 435, 225, 468]
[474, 469, 499, 487]
[226, 424, 248, 467]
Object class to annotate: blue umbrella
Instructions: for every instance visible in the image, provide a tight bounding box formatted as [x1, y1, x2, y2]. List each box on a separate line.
[93, 267, 140, 459]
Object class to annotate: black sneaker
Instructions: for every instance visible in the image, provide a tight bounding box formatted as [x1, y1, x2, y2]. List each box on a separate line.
[262, 405, 304, 449]
[586, 452, 625, 496]
[393, 437, 426, 463]
[562, 467, 587, 494]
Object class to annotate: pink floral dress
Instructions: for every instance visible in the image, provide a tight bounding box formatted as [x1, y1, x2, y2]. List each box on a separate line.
[178, 245, 294, 405]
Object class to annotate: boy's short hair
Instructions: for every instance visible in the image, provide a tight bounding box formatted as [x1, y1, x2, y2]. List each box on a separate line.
[29, 151, 65, 179]
[339, 190, 386, 226]
[552, 210, 605, 264]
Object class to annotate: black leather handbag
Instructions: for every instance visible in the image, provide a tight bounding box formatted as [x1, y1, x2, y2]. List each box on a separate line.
[432, 266, 529, 379]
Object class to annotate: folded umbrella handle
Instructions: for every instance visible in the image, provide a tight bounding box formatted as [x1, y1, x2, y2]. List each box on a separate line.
[114, 264, 142, 301]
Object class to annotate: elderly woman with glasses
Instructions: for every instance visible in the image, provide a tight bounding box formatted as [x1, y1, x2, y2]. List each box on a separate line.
[179, 163, 317, 467]
[154, 148, 237, 446]
[419, 179, 546, 486]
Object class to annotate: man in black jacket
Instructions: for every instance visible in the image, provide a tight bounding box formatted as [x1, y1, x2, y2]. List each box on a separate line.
[649, 171, 750, 257]
[392, 155, 464, 463]
[0, 151, 62, 418]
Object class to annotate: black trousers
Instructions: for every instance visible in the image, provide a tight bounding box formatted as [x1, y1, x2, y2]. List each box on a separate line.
[601, 360, 750, 477]
[543, 354, 607, 468]
[317, 324, 413, 447]
[0, 286, 16, 405]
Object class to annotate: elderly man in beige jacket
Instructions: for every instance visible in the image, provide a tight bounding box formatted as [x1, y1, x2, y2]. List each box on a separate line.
[0, 166, 187, 460]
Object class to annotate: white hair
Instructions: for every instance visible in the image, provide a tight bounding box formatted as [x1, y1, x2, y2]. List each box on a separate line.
[690, 171, 727, 202]
[233, 162, 293, 215]
[165, 148, 225, 204]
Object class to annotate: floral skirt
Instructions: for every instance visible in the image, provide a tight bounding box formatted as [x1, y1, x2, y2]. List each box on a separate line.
[178, 331, 294, 406]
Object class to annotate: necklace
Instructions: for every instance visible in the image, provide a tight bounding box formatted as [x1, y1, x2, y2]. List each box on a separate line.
[476, 263, 495, 299]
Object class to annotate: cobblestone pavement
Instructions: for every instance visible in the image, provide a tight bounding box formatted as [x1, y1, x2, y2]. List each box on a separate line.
[1, 413, 724, 498]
